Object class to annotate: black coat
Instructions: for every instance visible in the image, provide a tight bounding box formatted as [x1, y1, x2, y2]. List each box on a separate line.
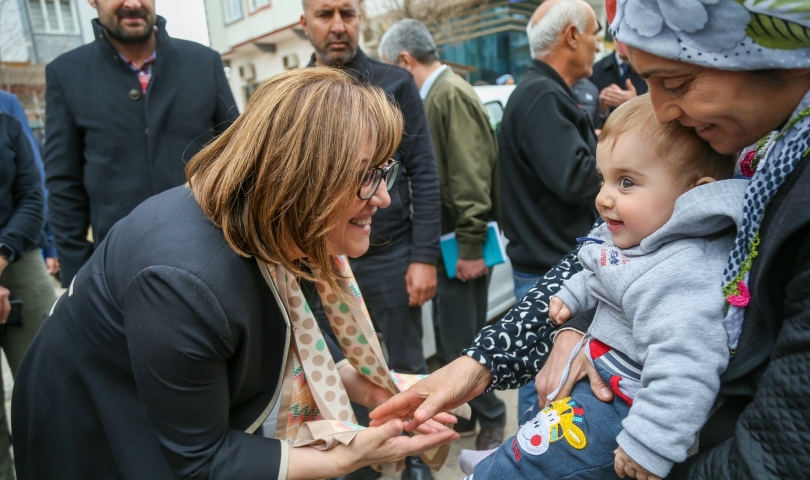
[498, 59, 599, 274]
[44, 17, 238, 286]
[12, 186, 344, 479]
[589, 52, 649, 116]
[668, 152, 810, 478]
[0, 113, 45, 261]
[308, 50, 441, 263]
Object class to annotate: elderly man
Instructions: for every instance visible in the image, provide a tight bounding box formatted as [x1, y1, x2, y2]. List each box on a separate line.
[378, 19, 506, 452]
[496, 0, 602, 417]
[44, 0, 237, 287]
[300, 2, 441, 480]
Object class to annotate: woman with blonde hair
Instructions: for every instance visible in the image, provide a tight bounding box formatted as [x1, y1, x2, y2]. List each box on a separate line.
[11, 68, 458, 480]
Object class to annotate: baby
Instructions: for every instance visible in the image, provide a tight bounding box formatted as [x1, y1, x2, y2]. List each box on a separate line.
[461, 94, 745, 480]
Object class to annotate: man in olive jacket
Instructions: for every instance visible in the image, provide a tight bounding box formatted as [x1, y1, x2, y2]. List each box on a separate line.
[379, 19, 506, 452]
[45, 2, 237, 287]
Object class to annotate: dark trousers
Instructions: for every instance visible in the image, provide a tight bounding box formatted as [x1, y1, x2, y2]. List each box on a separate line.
[433, 271, 506, 429]
[0, 250, 56, 480]
[470, 368, 630, 480]
[349, 242, 429, 375]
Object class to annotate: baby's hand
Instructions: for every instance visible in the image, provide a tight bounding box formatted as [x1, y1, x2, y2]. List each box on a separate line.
[548, 297, 572, 325]
[614, 447, 661, 480]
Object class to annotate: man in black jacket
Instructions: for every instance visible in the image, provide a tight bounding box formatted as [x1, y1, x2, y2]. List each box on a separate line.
[301, 1, 441, 479]
[589, 41, 648, 118]
[498, 0, 602, 417]
[44, 0, 237, 286]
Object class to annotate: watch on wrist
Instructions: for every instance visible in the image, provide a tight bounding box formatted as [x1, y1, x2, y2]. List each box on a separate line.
[0, 243, 15, 263]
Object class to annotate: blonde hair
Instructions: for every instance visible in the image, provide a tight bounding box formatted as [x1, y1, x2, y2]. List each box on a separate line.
[186, 68, 404, 289]
[600, 94, 734, 188]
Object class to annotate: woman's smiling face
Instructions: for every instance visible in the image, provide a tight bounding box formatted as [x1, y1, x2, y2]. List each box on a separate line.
[627, 47, 810, 155]
[326, 143, 391, 258]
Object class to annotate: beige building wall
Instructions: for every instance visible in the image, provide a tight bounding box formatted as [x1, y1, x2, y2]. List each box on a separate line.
[204, 0, 315, 111]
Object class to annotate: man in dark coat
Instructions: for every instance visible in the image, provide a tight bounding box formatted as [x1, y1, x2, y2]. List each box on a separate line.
[499, 0, 602, 418]
[589, 43, 648, 117]
[44, 0, 238, 286]
[300, 0, 441, 479]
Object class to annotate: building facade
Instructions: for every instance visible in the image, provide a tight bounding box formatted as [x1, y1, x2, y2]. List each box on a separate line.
[1, 0, 96, 137]
[204, 0, 608, 107]
[204, 0, 314, 112]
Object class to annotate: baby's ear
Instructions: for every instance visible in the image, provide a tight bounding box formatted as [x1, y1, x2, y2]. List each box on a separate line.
[693, 176, 716, 187]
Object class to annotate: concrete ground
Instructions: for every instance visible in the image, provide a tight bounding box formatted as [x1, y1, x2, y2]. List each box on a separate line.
[1, 285, 519, 480]
[380, 387, 517, 480]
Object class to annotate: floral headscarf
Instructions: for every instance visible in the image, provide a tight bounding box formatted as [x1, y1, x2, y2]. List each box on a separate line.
[612, 0, 810, 70]
[611, 0, 810, 350]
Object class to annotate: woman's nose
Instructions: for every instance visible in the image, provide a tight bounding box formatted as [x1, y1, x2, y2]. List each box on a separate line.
[369, 179, 391, 209]
[649, 89, 683, 124]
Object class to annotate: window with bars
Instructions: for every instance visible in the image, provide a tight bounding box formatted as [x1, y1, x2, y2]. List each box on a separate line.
[250, 0, 270, 10]
[224, 0, 244, 23]
[28, 0, 79, 34]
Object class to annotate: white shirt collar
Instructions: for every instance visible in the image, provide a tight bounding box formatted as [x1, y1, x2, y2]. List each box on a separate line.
[615, 51, 626, 67]
[419, 64, 449, 100]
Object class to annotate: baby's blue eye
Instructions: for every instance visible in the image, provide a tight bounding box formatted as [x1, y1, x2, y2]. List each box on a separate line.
[620, 178, 634, 189]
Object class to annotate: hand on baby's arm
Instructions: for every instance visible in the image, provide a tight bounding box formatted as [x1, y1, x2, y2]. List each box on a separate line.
[548, 297, 572, 326]
[614, 447, 661, 480]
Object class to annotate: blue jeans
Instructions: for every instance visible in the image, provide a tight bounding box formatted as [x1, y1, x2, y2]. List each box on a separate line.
[512, 270, 543, 422]
[469, 365, 630, 480]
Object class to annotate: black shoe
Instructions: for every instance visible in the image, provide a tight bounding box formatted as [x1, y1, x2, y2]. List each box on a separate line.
[475, 426, 505, 451]
[401, 455, 434, 480]
[329, 466, 381, 480]
[453, 416, 477, 438]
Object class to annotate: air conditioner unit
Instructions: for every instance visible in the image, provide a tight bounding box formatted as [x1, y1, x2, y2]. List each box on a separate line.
[283, 54, 299, 70]
[239, 63, 256, 82]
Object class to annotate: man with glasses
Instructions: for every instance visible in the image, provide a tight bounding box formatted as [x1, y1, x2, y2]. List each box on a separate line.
[301, 1, 441, 479]
[378, 19, 506, 452]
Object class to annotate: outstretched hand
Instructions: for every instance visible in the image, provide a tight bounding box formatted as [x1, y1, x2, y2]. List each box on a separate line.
[353, 419, 459, 470]
[369, 356, 492, 432]
[287, 419, 459, 480]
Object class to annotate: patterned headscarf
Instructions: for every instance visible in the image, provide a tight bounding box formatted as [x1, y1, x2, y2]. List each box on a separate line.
[611, 0, 810, 70]
[612, 0, 810, 350]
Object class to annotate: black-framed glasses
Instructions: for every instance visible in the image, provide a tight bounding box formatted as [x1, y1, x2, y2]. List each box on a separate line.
[358, 160, 400, 200]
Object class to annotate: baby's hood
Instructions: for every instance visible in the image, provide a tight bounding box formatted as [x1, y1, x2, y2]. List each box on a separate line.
[636, 179, 748, 253]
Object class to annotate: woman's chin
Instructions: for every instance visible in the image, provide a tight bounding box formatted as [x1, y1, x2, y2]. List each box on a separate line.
[328, 242, 370, 259]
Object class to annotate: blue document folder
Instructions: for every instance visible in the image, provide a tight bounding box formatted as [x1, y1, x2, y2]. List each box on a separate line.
[440, 222, 508, 279]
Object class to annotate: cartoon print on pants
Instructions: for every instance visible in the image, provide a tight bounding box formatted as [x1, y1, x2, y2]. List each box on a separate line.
[516, 397, 586, 458]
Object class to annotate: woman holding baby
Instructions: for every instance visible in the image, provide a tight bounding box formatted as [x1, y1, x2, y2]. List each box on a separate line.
[371, 1, 810, 479]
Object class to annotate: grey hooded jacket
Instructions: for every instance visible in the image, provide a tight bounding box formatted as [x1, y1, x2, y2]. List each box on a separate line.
[555, 179, 747, 477]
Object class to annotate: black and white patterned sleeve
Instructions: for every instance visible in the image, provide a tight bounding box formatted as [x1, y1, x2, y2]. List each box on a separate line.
[461, 249, 585, 392]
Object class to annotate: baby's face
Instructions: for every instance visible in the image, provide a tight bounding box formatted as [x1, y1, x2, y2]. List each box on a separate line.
[595, 129, 692, 248]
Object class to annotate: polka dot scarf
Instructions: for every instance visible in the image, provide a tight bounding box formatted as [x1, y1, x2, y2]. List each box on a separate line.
[260, 256, 453, 472]
[722, 89, 810, 350]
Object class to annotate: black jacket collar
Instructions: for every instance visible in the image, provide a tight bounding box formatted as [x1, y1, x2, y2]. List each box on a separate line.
[307, 48, 373, 78]
[530, 59, 578, 102]
[92, 15, 170, 56]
